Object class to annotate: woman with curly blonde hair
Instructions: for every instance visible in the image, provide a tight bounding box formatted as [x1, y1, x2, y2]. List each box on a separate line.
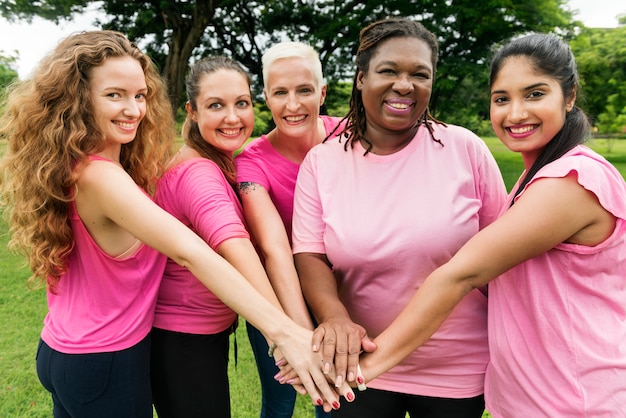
[0, 30, 173, 290]
[0, 30, 352, 417]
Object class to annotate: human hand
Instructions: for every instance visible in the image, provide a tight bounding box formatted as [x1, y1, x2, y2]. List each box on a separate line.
[272, 326, 356, 411]
[274, 350, 357, 411]
[311, 317, 377, 387]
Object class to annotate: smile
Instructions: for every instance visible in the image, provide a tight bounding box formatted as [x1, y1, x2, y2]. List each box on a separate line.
[220, 128, 243, 136]
[387, 102, 411, 110]
[114, 121, 136, 129]
[508, 125, 536, 134]
[284, 115, 307, 122]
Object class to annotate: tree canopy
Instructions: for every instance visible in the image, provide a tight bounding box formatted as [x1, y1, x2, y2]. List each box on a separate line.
[570, 26, 626, 136]
[1, 0, 582, 129]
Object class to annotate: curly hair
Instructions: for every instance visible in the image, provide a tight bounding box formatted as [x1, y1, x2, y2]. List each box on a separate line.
[183, 55, 252, 186]
[329, 17, 445, 153]
[0, 30, 175, 290]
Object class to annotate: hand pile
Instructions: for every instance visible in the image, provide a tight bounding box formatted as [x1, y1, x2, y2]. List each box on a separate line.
[273, 319, 377, 412]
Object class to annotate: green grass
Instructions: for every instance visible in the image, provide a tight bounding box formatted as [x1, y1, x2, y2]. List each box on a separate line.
[1, 138, 625, 417]
[482, 136, 626, 191]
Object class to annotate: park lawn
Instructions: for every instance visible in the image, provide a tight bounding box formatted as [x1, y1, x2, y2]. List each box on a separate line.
[482, 136, 626, 190]
[1, 138, 625, 417]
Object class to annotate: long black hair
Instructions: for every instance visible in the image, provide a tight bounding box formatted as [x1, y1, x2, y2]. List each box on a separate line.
[490, 34, 591, 205]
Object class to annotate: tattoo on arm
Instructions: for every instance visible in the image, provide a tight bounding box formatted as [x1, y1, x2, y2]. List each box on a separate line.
[238, 182, 262, 195]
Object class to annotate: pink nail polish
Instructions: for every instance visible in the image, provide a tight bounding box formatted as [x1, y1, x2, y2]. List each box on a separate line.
[273, 372, 281, 381]
[332, 401, 340, 410]
[357, 376, 364, 384]
[346, 392, 355, 402]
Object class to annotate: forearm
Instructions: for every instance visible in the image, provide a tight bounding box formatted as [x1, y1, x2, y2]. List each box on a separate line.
[264, 251, 314, 329]
[295, 252, 349, 323]
[218, 238, 283, 313]
[180, 236, 291, 341]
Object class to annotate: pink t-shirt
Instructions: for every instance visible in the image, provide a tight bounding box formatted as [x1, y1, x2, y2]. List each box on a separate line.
[235, 115, 343, 241]
[292, 123, 507, 397]
[41, 156, 167, 354]
[153, 158, 248, 334]
[485, 145, 626, 417]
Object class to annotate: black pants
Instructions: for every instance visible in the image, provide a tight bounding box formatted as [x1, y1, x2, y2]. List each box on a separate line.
[150, 326, 231, 418]
[332, 387, 485, 418]
[36, 335, 152, 418]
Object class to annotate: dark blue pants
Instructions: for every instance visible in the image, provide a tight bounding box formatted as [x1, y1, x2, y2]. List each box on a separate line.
[36, 335, 152, 418]
[246, 321, 330, 418]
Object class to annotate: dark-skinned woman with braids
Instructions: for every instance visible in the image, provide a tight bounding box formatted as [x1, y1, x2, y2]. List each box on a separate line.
[289, 17, 506, 417]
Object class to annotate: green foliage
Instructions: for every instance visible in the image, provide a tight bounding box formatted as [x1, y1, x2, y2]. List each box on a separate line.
[0, 0, 90, 23]
[0, 53, 19, 90]
[570, 27, 626, 136]
[0, 0, 577, 120]
[253, 101, 272, 138]
[325, 81, 352, 119]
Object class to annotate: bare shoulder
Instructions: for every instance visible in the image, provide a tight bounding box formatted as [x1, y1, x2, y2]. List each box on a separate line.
[517, 175, 615, 246]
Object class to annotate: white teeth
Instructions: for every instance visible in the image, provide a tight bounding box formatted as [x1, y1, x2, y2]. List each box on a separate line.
[285, 115, 305, 122]
[388, 103, 409, 109]
[115, 121, 134, 129]
[510, 125, 534, 134]
[222, 129, 240, 135]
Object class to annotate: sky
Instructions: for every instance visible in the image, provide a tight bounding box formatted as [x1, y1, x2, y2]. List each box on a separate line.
[0, 0, 624, 79]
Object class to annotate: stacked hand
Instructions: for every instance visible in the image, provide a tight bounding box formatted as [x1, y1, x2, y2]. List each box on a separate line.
[273, 318, 377, 411]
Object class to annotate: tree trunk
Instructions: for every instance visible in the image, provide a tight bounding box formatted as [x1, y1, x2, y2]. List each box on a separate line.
[163, 0, 216, 113]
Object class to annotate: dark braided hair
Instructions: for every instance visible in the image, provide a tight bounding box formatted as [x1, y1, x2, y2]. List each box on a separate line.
[327, 17, 445, 154]
[490, 34, 591, 206]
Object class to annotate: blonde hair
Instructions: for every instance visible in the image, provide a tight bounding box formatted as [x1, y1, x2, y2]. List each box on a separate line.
[0, 30, 175, 290]
[261, 41, 324, 90]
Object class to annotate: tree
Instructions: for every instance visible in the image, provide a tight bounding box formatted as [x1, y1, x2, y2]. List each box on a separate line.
[0, 53, 19, 90]
[209, 0, 577, 129]
[570, 27, 626, 138]
[1, 0, 577, 125]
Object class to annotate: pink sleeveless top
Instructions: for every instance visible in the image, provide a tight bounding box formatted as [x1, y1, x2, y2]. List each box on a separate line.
[41, 155, 167, 353]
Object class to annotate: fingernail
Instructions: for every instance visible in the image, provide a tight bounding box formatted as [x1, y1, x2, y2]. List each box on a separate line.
[357, 376, 364, 384]
[286, 379, 295, 385]
[275, 358, 285, 367]
[323, 362, 330, 374]
[346, 391, 355, 402]
[279, 377, 286, 384]
[335, 375, 343, 388]
[273, 372, 281, 381]
[348, 371, 355, 382]
[312, 344, 318, 351]
[316, 398, 323, 406]
[332, 401, 340, 410]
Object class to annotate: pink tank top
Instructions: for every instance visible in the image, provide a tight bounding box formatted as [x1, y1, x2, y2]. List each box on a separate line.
[41, 155, 167, 353]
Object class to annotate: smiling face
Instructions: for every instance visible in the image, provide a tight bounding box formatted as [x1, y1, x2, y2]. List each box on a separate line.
[356, 36, 433, 154]
[264, 56, 326, 139]
[89, 55, 147, 158]
[490, 56, 576, 167]
[187, 69, 254, 156]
